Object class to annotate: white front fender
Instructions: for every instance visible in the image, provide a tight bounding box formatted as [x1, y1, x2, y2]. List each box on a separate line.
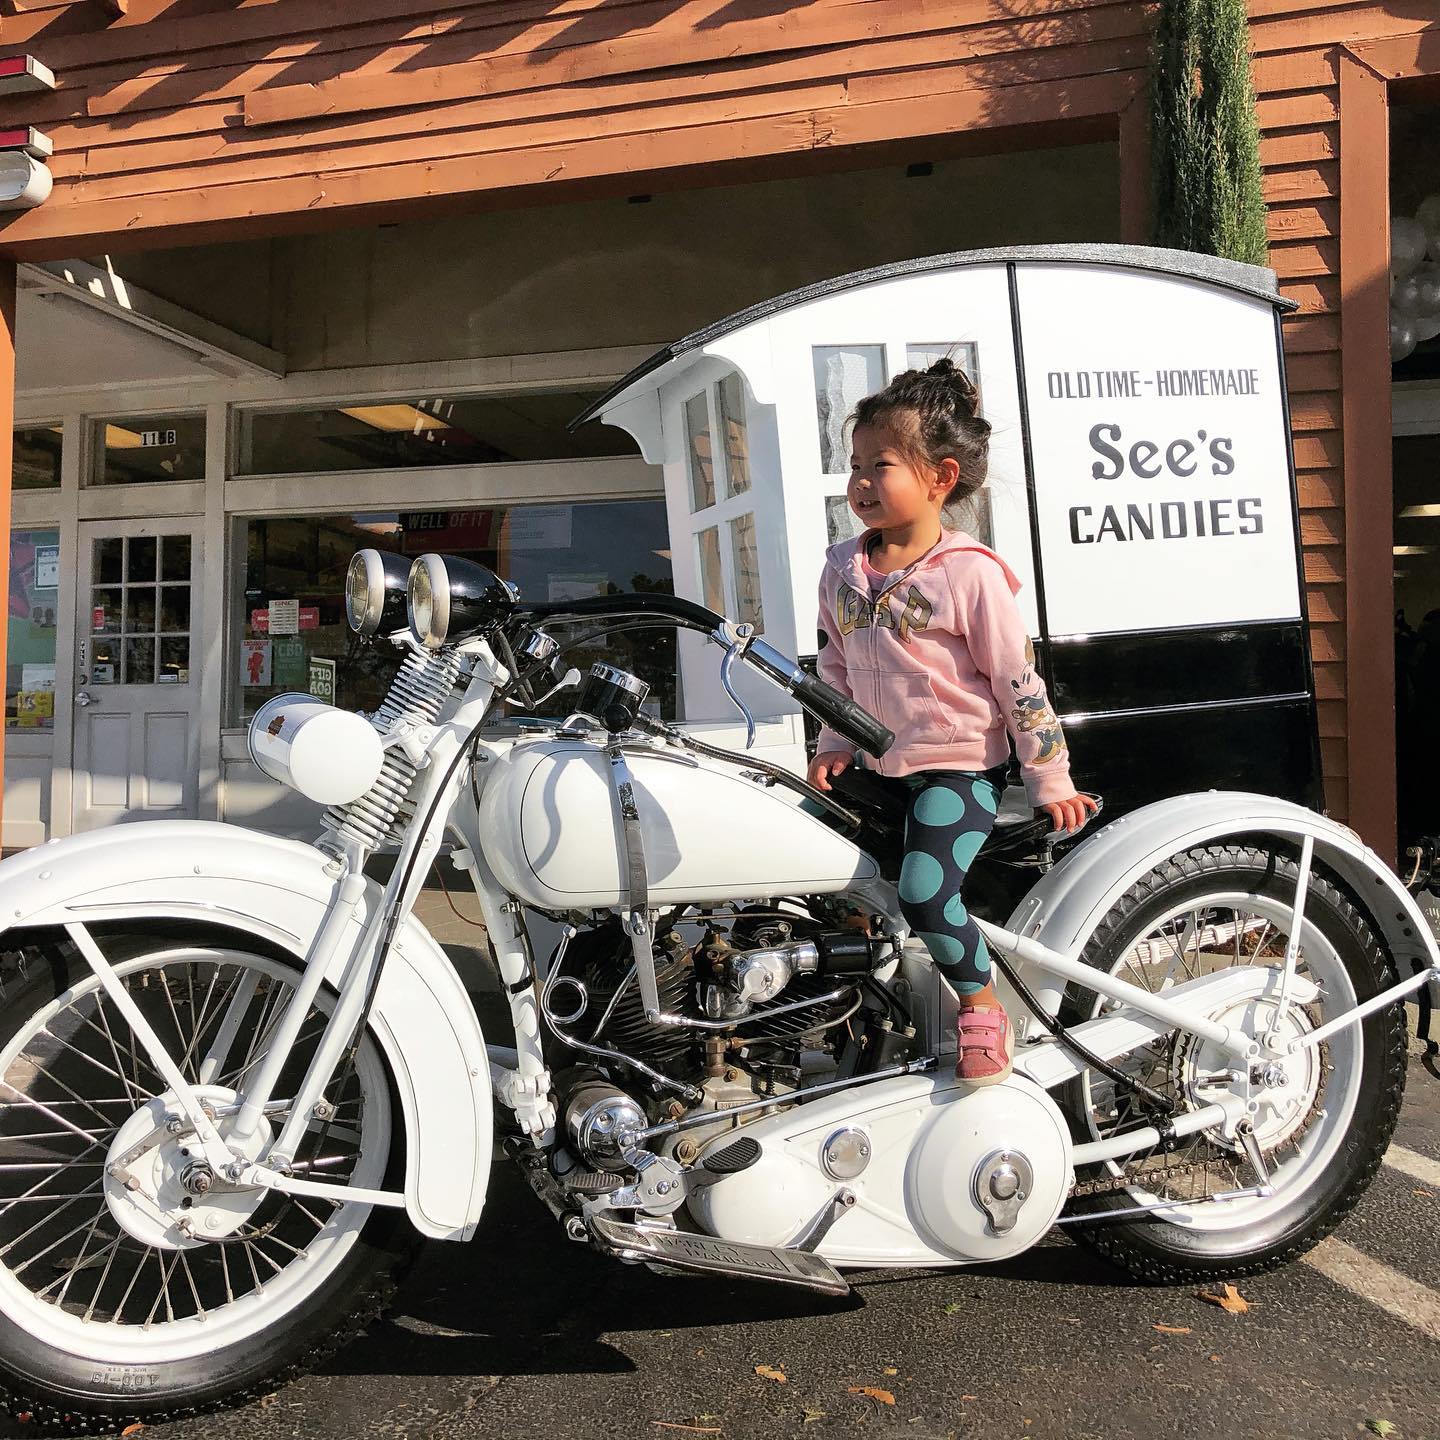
[0, 822, 492, 1242]
[1006, 791, 1440, 1013]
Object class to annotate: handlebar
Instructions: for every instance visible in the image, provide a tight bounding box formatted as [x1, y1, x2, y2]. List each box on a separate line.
[518, 592, 895, 758]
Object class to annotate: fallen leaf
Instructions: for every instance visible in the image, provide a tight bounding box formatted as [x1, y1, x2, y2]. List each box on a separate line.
[121, 1427, 144, 1437]
[1364, 1422, 1397, 1438]
[1208, 1354, 1222, 1364]
[1196, 1283, 1249, 1314]
[1154, 1323, 1193, 1335]
[802, 1407, 826, 1424]
[755, 1365, 787, 1384]
[848, 1387, 896, 1406]
[1414, 1188, 1434, 1199]
[962, 1395, 979, 1401]
[883, 1366, 899, 1375]
[258, 1394, 279, 1408]
[652, 1426, 721, 1436]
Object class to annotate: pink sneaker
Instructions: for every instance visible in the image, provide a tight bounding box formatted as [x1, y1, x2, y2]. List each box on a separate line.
[956, 1004, 1014, 1085]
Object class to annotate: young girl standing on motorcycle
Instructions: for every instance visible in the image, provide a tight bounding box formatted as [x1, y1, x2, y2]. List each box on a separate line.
[806, 359, 1099, 1083]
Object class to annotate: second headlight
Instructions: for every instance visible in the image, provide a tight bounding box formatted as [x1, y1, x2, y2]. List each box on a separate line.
[407, 552, 515, 648]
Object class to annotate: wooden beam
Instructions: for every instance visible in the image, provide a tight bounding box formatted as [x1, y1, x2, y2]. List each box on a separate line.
[0, 66, 1142, 256]
[1337, 48, 1394, 858]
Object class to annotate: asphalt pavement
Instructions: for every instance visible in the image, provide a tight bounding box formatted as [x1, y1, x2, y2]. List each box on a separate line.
[11, 1035, 1433, 1440]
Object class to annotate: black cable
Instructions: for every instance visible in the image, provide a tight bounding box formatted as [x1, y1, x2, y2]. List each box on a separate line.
[992, 952, 1179, 1118]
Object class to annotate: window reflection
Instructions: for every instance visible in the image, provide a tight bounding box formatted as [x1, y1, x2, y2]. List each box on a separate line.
[237, 500, 676, 723]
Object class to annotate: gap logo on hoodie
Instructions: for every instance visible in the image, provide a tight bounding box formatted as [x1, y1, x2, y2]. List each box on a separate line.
[835, 581, 933, 643]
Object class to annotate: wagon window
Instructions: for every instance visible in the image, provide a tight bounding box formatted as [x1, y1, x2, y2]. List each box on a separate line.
[684, 391, 715, 512]
[717, 373, 751, 498]
[728, 511, 763, 631]
[813, 345, 884, 475]
[905, 341, 980, 383]
[696, 525, 724, 613]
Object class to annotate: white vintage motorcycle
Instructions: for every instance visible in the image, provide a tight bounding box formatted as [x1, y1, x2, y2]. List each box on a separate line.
[0, 548, 1431, 1430]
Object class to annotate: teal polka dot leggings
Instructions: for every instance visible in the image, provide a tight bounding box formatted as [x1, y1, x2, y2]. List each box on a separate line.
[893, 766, 1007, 996]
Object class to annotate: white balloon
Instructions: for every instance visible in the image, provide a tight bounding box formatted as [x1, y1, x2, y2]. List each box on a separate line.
[1393, 216, 1428, 276]
[1417, 263, 1440, 318]
[1416, 315, 1440, 343]
[1392, 311, 1418, 362]
[1393, 272, 1424, 314]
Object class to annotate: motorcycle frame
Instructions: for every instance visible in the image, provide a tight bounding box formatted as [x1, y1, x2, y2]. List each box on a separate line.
[3, 634, 1437, 1240]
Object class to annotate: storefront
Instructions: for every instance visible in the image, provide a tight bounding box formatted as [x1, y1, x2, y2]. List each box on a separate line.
[0, 1, 1432, 859]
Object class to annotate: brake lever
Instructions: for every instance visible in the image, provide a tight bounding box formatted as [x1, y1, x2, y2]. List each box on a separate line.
[718, 640, 757, 749]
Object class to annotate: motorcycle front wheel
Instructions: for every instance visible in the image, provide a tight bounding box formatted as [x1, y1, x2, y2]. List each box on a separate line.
[1060, 842, 1408, 1282]
[0, 934, 416, 1431]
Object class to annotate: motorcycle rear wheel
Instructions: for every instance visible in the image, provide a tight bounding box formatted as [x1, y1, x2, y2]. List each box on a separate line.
[1059, 843, 1407, 1282]
[0, 933, 417, 1432]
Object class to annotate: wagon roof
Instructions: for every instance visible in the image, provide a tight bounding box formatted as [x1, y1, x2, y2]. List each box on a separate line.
[570, 243, 1295, 428]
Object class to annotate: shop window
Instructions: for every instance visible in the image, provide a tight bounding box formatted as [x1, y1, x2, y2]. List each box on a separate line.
[234, 499, 676, 724]
[813, 345, 884, 475]
[7, 528, 59, 730]
[234, 391, 635, 476]
[92, 414, 206, 486]
[14, 425, 61, 491]
[684, 392, 715, 512]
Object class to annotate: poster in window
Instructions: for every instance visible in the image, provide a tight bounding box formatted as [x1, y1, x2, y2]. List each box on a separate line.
[272, 636, 307, 690]
[242, 639, 272, 687]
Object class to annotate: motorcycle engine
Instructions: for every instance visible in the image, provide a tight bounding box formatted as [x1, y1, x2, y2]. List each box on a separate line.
[548, 908, 905, 1172]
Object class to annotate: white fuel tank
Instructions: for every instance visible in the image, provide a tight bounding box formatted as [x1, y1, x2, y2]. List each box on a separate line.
[475, 737, 879, 909]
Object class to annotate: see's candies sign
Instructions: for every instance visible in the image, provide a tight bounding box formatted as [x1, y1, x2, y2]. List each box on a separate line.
[1014, 265, 1300, 637]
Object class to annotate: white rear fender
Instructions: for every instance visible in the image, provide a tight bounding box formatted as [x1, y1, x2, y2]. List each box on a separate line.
[1005, 791, 1440, 1015]
[0, 822, 491, 1241]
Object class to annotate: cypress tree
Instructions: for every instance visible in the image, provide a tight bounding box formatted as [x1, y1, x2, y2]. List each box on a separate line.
[1151, 0, 1269, 266]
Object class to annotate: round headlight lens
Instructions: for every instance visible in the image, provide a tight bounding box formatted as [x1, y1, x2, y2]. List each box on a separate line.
[407, 554, 450, 648]
[345, 550, 380, 634]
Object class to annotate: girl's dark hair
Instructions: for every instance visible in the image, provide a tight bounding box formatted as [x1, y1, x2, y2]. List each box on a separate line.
[848, 356, 991, 510]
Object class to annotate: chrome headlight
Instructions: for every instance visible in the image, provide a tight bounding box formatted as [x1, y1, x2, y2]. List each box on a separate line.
[345, 549, 411, 637]
[407, 552, 516, 649]
[407, 554, 448, 649]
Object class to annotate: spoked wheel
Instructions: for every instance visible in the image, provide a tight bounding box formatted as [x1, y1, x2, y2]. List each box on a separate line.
[1061, 844, 1407, 1282]
[0, 935, 415, 1431]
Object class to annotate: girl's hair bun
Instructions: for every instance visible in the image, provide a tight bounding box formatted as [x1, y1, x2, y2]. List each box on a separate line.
[922, 355, 981, 416]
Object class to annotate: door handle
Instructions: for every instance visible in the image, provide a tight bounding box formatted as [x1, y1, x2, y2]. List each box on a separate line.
[75, 691, 94, 707]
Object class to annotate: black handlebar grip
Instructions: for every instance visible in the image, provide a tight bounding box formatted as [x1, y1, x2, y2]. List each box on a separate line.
[789, 670, 894, 758]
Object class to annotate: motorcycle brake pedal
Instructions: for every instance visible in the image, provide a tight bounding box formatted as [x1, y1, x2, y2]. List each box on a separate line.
[696, 1135, 762, 1179]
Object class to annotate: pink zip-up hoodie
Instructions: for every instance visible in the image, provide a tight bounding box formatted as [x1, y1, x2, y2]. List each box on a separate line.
[815, 529, 1074, 807]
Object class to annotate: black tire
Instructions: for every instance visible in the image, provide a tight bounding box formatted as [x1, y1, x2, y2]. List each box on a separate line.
[1058, 842, 1407, 1284]
[0, 933, 422, 1433]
